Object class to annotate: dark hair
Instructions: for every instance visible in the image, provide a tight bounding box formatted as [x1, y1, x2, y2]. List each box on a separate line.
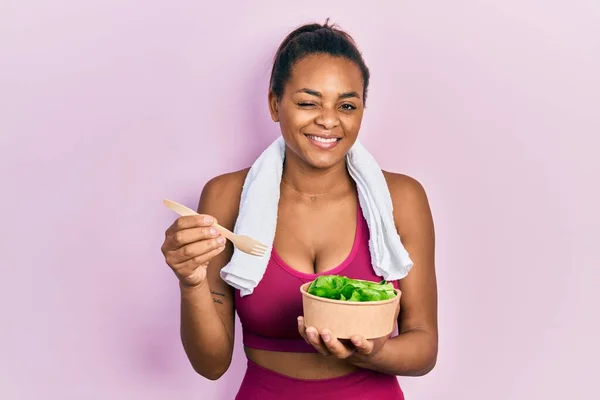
[269, 19, 371, 104]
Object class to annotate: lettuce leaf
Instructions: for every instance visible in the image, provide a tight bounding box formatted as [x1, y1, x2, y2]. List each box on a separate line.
[307, 275, 396, 302]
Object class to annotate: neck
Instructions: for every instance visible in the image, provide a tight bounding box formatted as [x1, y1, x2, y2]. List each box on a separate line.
[281, 147, 353, 196]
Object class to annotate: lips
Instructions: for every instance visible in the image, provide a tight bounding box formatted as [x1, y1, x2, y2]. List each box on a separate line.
[305, 134, 341, 150]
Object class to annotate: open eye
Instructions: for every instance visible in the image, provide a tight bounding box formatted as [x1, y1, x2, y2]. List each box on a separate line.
[340, 103, 357, 111]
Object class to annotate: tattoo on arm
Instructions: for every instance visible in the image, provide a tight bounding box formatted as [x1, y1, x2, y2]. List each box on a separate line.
[211, 290, 225, 304]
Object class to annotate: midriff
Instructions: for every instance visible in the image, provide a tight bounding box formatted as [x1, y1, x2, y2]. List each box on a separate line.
[244, 347, 358, 379]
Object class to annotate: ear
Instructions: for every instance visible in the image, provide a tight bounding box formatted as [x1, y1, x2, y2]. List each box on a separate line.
[268, 91, 280, 122]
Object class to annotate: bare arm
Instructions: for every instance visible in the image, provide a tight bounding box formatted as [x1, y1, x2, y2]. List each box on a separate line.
[178, 171, 246, 380]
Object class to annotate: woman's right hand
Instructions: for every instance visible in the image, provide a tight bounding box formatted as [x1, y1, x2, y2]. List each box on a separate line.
[161, 214, 227, 288]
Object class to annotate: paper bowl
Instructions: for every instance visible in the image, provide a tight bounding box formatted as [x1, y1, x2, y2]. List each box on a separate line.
[300, 281, 401, 339]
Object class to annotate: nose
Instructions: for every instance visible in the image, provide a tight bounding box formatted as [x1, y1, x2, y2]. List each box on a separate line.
[315, 108, 340, 130]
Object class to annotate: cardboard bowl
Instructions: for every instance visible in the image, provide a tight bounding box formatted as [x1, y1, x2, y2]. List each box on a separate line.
[300, 281, 401, 339]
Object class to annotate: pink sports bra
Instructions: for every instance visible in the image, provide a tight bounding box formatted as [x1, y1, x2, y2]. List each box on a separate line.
[235, 205, 399, 353]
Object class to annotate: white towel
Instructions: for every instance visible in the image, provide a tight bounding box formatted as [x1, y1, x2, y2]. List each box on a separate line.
[220, 136, 413, 296]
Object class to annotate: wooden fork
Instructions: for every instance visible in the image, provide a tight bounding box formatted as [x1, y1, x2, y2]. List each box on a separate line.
[163, 199, 268, 257]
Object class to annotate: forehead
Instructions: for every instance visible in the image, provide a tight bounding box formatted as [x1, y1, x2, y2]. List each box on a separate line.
[287, 54, 364, 95]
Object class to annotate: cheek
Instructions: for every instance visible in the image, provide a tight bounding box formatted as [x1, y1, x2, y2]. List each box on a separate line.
[279, 109, 314, 134]
[340, 114, 363, 135]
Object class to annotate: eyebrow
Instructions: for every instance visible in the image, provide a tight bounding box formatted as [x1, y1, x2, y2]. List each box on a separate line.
[296, 88, 361, 100]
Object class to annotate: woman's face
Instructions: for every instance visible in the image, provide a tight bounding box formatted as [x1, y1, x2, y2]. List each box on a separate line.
[269, 54, 365, 170]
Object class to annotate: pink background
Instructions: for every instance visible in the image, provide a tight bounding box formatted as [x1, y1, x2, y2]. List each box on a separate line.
[1, 1, 599, 399]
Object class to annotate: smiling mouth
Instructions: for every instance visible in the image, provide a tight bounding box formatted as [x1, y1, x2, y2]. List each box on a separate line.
[304, 134, 342, 150]
[304, 134, 341, 143]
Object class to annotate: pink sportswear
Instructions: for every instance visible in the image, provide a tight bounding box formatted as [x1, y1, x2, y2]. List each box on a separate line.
[234, 204, 403, 398]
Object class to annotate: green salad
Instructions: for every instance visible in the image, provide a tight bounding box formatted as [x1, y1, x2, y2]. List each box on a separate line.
[307, 275, 396, 302]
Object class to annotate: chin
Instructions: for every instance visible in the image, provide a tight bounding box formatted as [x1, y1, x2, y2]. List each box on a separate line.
[306, 159, 340, 170]
[301, 150, 347, 170]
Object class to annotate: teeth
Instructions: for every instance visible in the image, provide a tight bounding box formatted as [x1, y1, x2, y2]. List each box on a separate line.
[308, 135, 338, 143]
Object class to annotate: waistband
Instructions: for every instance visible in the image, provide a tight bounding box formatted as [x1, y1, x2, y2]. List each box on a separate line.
[236, 359, 404, 400]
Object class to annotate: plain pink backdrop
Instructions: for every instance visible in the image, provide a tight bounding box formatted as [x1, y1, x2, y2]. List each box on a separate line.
[1, 1, 599, 399]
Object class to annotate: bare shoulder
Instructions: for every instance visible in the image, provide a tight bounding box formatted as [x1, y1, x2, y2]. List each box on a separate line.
[382, 171, 429, 207]
[197, 168, 250, 230]
[381, 171, 433, 237]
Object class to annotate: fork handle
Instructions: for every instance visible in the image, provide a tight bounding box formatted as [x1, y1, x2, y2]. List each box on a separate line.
[211, 223, 235, 242]
[163, 199, 235, 241]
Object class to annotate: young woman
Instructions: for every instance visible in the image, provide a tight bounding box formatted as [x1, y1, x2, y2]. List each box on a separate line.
[161, 21, 438, 399]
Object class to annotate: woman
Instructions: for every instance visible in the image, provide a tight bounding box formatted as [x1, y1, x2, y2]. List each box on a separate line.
[161, 21, 438, 399]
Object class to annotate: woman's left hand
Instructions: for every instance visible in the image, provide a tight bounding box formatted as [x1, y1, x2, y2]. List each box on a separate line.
[297, 303, 399, 365]
[297, 316, 387, 364]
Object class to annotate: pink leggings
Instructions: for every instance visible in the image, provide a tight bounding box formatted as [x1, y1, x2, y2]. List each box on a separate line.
[235, 359, 405, 400]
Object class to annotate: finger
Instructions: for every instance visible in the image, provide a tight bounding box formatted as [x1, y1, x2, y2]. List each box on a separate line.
[166, 215, 217, 234]
[297, 317, 310, 344]
[168, 226, 221, 250]
[305, 327, 331, 356]
[321, 329, 355, 359]
[351, 335, 374, 355]
[167, 236, 226, 264]
[173, 245, 226, 275]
